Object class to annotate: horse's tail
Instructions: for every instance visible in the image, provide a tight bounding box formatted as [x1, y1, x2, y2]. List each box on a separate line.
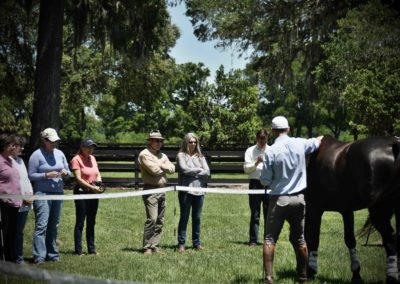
[386, 141, 400, 205]
[357, 215, 375, 238]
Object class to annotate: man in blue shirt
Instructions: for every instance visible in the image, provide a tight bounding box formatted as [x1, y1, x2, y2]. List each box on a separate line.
[260, 116, 322, 284]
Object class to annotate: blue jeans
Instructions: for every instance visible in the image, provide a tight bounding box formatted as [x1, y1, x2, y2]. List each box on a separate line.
[15, 210, 29, 263]
[33, 192, 63, 262]
[178, 191, 204, 247]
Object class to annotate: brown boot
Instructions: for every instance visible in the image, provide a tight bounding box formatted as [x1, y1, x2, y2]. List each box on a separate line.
[263, 243, 275, 284]
[294, 244, 308, 283]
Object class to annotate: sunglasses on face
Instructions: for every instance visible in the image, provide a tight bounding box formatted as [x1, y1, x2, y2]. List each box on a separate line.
[45, 139, 57, 144]
[189, 141, 197, 144]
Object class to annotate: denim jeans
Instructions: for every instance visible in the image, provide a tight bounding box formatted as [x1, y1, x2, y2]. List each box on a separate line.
[248, 179, 269, 245]
[142, 192, 165, 250]
[178, 191, 204, 247]
[15, 210, 29, 263]
[74, 198, 99, 254]
[33, 192, 63, 262]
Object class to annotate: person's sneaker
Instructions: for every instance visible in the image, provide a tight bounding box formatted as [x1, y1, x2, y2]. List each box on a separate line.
[34, 258, 45, 265]
[194, 245, 203, 251]
[88, 251, 98, 255]
[178, 245, 186, 253]
[152, 247, 160, 253]
[143, 248, 152, 255]
[248, 242, 257, 247]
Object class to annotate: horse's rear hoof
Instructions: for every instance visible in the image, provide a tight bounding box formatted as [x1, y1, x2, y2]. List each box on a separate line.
[307, 267, 316, 280]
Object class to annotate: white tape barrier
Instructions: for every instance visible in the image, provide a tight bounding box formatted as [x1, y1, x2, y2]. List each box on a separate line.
[0, 186, 270, 201]
[176, 186, 271, 195]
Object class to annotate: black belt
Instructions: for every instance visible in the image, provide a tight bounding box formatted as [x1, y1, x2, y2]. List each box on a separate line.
[284, 190, 305, 196]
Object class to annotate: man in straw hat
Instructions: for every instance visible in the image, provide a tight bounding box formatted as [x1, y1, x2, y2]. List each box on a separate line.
[138, 130, 175, 255]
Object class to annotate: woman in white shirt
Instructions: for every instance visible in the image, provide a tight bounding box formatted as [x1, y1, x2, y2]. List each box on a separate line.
[176, 133, 210, 252]
[11, 135, 33, 264]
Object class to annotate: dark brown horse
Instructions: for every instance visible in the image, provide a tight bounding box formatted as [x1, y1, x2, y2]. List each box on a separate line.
[305, 135, 400, 283]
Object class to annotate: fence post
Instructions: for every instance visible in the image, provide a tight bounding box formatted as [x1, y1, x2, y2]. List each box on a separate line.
[134, 151, 139, 189]
[205, 152, 212, 182]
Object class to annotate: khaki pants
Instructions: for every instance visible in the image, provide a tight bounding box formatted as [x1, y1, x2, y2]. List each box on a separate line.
[142, 192, 166, 249]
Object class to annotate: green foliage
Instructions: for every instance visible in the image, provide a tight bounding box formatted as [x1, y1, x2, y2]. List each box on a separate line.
[210, 67, 262, 146]
[3, 0, 400, 142]
[60, 38, 118, 141]
[170, 62, 213, 138]
[0, 1, 37, 134]
[316, 0, 400, 136]
[66, 0, 179, 59]
[183, 0, 367, 137]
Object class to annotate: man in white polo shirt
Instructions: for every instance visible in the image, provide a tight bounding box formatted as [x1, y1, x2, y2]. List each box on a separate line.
[243, 128, 269, 247]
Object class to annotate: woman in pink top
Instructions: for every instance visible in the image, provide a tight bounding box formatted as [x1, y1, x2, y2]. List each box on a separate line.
[0, 133, 21, 262]
[70, 139, 103, 256]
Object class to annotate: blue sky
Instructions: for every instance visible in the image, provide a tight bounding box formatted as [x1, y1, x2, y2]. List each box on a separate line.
[168, 4, 249, 81]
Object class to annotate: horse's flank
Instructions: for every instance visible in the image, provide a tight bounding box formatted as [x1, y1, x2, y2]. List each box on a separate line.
[307, 135, 400, 211]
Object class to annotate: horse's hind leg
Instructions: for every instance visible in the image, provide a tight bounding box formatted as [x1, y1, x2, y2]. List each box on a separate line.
[370, 208, 397, 283]
[394, 206, 400, 278]
[305, 208, 323, 279]
[341, 211, 361, 283]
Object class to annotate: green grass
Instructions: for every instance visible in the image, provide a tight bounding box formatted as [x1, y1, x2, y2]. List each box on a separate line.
[2, 189, 386, 283]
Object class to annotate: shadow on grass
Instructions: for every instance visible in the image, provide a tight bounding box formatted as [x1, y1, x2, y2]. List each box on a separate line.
[229, 240, 263, 246]
[276, 269, 370, 284]
[310, 275, 383, 284]
[229, 275, 261, 283]
[121, 247, 143, 253]
[122, 244, 180, 253]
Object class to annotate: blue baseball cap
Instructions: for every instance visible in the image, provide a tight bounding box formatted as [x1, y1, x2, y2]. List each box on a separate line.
[80, 139, 98, 147]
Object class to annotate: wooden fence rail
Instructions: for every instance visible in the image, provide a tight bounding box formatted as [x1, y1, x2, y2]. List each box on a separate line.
[60, 145, 249, 188]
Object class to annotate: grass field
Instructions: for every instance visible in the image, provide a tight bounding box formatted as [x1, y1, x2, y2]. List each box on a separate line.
[1, 188, 387, 283]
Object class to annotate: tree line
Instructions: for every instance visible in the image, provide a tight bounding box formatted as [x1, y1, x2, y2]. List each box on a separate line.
[0, 0, 399, 149]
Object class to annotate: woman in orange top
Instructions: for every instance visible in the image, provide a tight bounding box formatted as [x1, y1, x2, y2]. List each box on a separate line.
[70, 139, 103, 256]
